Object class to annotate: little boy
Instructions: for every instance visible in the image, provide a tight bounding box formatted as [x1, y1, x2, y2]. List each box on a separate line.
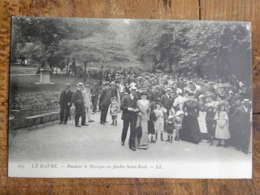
[166, 115, 175, 143]
[109, 97, 120, 126]
[174, 111, 184, 141]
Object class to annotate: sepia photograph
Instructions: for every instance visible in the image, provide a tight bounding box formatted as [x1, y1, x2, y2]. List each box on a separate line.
[8, 17, 252, 178]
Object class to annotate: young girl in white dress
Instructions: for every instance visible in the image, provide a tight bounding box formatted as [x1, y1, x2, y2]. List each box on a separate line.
[215, 103, 230, 147]
[154, 103, 165, 142]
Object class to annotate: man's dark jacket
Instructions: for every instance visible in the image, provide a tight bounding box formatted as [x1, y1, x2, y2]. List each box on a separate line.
[121, 94, 138, 120]
[59, 89, 73, 107]
[160, 94, 172, 110]
[72, 90, 84, 107]
[99, 87, 112, 109]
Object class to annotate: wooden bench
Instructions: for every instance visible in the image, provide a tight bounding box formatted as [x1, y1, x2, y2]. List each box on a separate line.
[25, 111, 59, 129]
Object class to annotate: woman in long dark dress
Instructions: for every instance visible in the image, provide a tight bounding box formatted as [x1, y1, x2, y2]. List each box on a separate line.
[229, 99, 251, 153]
[229, 99, 240, 149]
[240, 100, 251, 153]
[148, 102, 156, 143]
[179, 99, 201, 144]
[206, 106, 216, 145]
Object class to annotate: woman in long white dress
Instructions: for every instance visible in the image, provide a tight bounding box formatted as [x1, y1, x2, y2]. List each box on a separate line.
[136, 91, 150, 149]
[81, 84, 93, 124]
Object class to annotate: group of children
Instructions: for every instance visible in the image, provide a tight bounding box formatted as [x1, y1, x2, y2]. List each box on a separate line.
[148, 102, 184, 144]
[147, 100, 234, 147]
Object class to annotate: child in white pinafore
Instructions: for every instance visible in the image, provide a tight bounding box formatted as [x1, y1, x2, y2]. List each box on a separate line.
[153, 103, 165, 142]
[215, 103, 230, 147]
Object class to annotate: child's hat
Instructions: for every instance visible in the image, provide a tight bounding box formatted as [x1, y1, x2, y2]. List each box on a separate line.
[176, 88, 183, 94]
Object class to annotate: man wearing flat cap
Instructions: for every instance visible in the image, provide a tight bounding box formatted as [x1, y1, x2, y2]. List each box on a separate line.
[59, 83, 73, 124]
[99, 81, 112, 124]
[72, 82, 87, 127]
[160, 88, 172, 114]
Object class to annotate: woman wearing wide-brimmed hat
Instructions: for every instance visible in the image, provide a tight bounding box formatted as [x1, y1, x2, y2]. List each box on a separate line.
[179, 99, 201, 144]
[153, 101, 166, 142]
[136, 90, 150, 149]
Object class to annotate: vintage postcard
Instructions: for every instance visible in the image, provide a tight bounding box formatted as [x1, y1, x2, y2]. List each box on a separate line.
[8, 17, 252, 178]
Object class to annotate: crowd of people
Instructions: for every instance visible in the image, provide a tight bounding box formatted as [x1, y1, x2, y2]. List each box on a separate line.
[59, 70, 252, 154]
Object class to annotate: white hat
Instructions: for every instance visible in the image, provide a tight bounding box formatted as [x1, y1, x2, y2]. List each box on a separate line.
[239, 81, 244, 87]
[176, 88, 182, 94]
[242, 99, 250, 104]
[77, 82, 84, 87]
[130, 86, 137, 90]
[198, 94, 205, 99]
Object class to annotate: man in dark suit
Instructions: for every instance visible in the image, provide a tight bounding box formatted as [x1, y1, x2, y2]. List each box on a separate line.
[110, 81, 118, 99]
[91, 82, 100, 113]
[99, 82, 112, 124]
[59, 83, 73, 124]
[121, 86, 139, 151]
[72, 82, 87, 127]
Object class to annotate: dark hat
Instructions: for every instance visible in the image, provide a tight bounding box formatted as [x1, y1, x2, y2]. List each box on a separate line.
[140, 90, 148, 96]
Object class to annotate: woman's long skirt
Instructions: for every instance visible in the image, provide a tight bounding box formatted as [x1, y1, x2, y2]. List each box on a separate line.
[180, 115, 201, 144]
[136, 115, 149, 149]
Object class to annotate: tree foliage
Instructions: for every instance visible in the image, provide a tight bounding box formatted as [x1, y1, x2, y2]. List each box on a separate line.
[128, 20, 251, 80]
[12, 18, 251, 83]
[12, 17, 109, 68]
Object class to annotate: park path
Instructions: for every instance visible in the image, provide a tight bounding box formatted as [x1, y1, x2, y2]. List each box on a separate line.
[9, 112, 250, 164]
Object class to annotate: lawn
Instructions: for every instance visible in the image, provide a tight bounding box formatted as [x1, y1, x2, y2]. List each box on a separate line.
[10, 66, 80, 93]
